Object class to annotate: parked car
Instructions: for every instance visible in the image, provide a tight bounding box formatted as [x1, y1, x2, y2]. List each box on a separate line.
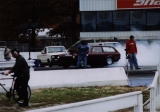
[58, 45, 121, 68]
[37, 46, 68, 67]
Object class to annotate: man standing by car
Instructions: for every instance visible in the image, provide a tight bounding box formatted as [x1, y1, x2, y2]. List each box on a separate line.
[77, 41, 89, 69]
[4, 46, 11, 61]
[5, 48, 30, 107]
[126, 35, 141, 70]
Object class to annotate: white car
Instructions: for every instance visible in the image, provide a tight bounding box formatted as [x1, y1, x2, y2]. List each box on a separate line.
[37, 46, 68, 67]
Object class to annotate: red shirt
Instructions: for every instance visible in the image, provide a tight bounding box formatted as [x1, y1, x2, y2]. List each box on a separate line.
[126, 39, 137, 53]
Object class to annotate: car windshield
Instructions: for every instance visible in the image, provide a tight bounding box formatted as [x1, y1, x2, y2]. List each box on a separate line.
[48, 47, 66, 53]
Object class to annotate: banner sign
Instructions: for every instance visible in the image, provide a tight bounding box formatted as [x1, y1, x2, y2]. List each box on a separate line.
[117, 0, 160, 9]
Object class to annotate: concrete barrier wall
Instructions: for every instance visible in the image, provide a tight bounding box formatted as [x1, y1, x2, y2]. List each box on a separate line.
[29, 67, 128, 90]
[0, 67, 128, 92]
[0, 60, 35, 69]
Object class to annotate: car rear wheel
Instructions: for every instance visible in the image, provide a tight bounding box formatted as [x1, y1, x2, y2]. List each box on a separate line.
[47, 59, 50, 64]
[39, 61, 44, 67]
[106, 57, 113, 65]
[47, 59, 52, 67]
[49, 63, 52, 67]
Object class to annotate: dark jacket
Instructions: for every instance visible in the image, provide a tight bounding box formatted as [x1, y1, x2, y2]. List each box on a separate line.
[12, 55, 30, 77]
[77, 44, 89, 56]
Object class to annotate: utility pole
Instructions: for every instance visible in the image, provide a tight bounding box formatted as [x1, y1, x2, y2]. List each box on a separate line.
[20, 22, 42, 60]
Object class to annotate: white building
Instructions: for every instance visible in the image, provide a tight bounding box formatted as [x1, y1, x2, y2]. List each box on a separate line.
[79, 0, 160, 40]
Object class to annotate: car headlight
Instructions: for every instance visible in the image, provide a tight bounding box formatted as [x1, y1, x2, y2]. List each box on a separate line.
[51, 56, 55, 58]
[57, 56, 60, 59]
[73, 56, 75, 58]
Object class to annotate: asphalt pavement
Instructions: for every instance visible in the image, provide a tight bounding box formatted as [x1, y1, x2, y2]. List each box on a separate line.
[34, 65, 157, 74]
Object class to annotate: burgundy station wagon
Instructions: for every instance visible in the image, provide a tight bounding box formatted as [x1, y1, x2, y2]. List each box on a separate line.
[58, 45, 121, 68]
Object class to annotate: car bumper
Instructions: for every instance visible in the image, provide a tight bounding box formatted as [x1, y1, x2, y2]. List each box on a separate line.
[51, 59, 61, 65]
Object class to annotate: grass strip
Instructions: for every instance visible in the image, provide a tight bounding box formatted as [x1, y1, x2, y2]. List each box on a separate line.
[0, 86, 149, 112]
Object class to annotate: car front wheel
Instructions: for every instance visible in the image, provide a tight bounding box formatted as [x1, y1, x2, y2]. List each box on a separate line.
[90, 64, 98, 68]
[62, 64, 69, 68]
[106, 57, 113, 65]
[49, 63, 52, 67]
[47, 59, 52, 67]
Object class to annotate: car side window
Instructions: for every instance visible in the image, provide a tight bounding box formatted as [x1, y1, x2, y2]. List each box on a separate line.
[103, 47, 115, 52]
[92, 47, 102, 53]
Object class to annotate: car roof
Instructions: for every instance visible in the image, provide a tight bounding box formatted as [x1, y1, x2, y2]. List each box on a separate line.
[91, 45, 113, 47]
[88, 42, 120, 45]
[89, 45, 115, 48]
[88, 42, 123, 48]
[88, 42, 119, 44]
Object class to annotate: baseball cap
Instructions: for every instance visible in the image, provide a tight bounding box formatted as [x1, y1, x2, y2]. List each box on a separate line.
[130, 35, 135, 39]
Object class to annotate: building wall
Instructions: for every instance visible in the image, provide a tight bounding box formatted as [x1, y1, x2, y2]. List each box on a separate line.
[79, 0, 160, 40]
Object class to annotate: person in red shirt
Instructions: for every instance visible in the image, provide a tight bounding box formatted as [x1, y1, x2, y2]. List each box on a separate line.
[126, 35, 141, 70]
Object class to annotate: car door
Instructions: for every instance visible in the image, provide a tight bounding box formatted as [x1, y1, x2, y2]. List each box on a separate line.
[40, 48, 48, 63]
[102, 46, 119, 64]
[88, 46, 105, 66]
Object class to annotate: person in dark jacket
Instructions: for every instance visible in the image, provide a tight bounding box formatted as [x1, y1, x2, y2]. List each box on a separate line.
[77, 41, 89, 69]
[5, 48, 30, 107]
[126, 35, 141, 70]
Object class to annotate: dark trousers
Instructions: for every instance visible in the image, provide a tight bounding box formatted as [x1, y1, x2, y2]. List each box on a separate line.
[128, 53, 139, 68]
[14, 76, 30, 104]
[77, 55, 87, 68]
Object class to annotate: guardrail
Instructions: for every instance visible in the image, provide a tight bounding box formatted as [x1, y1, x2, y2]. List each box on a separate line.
[0, 60, 35, 71]
[0, 45, 43, 52]
[26, 91, 143, 112]
[143, 64, 160, 112]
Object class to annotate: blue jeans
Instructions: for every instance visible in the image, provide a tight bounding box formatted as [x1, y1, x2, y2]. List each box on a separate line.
[128, 53, 139, 68]
[77, 55, 87, 68]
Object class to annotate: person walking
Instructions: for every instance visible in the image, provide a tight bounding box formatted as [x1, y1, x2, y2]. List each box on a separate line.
[5, 48, 30, 107]
[4, 46, 11, 61]
[126, 35, 141, 70]
[77, 41, 89, 69]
